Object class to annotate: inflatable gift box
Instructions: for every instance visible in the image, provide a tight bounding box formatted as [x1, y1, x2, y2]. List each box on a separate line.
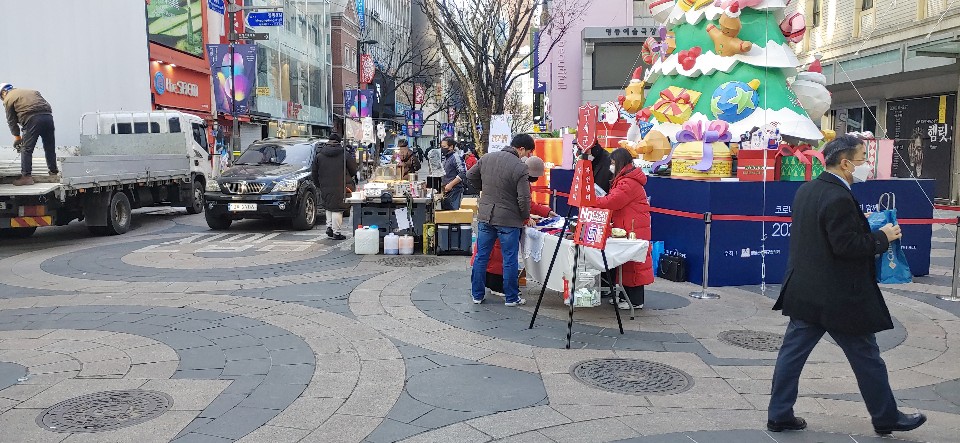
[652, 87, 702, 124]
[669, 120, 734, 179]
[777, 143, 825, 181]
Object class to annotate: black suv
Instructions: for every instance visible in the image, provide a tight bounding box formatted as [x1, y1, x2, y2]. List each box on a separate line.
[204, 138, 323, 230]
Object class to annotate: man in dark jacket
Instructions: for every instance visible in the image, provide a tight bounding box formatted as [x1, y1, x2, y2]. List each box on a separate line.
[439, 137, 467, 210]
[1, 83, 58, 186]
[466, 134, 534, 306]
[767, 134, 925, 435]
[587, 143, 613, 193]
[316, 134, 357, 240]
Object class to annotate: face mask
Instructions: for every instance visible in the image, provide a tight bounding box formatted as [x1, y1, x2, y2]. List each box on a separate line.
[587, 154, 595, 161]
[609, 164, 616, 174]
[528, 176, 539, 183]
[852, 162, 871, 183]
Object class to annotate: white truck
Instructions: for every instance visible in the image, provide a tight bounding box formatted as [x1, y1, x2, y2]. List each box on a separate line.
[0, 111, 212, 238]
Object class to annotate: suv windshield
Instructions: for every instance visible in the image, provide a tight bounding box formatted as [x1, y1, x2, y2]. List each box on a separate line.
[235, 143, 313, 166]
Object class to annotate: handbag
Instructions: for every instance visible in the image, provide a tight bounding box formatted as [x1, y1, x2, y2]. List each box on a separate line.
[866, 193, 912, 284]
[657, 254, 687, 282]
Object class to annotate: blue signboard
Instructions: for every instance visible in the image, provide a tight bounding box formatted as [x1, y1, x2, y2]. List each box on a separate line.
[208, 0, 224, 15]
[246, 12, 284, 27]
[357, 0, 366, 33]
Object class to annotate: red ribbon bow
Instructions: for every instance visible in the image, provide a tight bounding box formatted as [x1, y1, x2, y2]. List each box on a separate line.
[778, 143, 824, 166]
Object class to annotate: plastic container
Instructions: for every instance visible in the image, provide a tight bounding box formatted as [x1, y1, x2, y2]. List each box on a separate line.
[354, 227, 380, 255]
[384, 233, 400, 255]
[399, 235, 414, 255]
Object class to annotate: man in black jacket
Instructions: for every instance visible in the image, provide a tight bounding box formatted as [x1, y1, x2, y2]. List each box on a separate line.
[767, 134, 925, 435]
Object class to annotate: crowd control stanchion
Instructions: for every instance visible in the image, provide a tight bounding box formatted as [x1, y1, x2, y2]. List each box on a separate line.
[689, 212, 720, 300]
[938, 217, 960, 302]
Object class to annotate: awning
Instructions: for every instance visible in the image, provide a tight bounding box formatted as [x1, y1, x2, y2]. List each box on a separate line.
[911, 36, 960, 59]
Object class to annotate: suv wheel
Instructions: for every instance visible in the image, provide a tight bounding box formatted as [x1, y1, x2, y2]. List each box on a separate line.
[292, 186, 317, 231]
[205, 211, 232, 230]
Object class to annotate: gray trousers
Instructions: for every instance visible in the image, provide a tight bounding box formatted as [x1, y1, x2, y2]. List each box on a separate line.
[20, 113, 57, 176]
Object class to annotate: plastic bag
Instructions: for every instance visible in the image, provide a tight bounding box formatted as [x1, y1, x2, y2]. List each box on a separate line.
[866, 193, 912, 284]
[650, 241, 664, 276]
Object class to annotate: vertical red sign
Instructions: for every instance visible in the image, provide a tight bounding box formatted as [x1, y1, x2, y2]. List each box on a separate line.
[360, 54, 375, 84]
[567, 158, 595, 208]
[414, 84, 425, 105]
[577, 104, 599, 148]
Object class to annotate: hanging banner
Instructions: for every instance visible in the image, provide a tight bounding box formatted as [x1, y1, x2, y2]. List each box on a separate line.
[574, 206, 612, 249]
[441, 123, 455, 138]
[447, 107, 456, 123]
[412, 110, 424, 136]
[567, 158, 596, 208]
[360, 54, 375, 84]
[345, 118, 363, 140]
[577, 104, 598, 148]
[488, 114, 513, 153]
[404, 110, 413, 137]
[359, 89, 374, 118]
[414, 84, 426, 105]
[344, 89, 359, 118]
[207, 44, 257, 114]
[532, 31, 547, 93]
[886, 94, 956, 199]
[361, 117, 375, 143]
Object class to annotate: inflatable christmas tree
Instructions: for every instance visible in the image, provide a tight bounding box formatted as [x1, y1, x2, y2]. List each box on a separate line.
[640, 0, 826, 141]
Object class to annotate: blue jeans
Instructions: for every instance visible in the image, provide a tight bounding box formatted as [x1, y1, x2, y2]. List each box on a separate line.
[472, 222, 521, 303]
[441, 185, 463, 210]
[768, 318, 899, 426]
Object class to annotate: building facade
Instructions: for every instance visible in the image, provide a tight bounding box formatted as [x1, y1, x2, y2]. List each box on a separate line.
[797, 0, 960, 201]
[331, 3, 361, 136]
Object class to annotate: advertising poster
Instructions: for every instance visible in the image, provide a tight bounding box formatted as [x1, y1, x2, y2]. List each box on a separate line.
[886, 94, 956, 199]
[412, 110, 424, 136]
[488, 114, 513, 153]
[360, 54, 376, 84]
[147, 0, 204, 57]
[441, 123, 455, 138]
[207, 44, 258, 114]
[344, 89, 359, 119]
[574, 207, 611, 249]
[359, 90, 374, 118]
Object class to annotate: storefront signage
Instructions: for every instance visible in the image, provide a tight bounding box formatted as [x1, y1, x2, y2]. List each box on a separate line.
[151, 64, 211, 112]
[357, 0, 366, 33]
[153, 72, 200, 97]
[583, 26, 659, 39]
[885, 94, 956, 199]
[256, 87, 271, 96]
[208, 0, 225, 15]
[286, 101, 303, 119]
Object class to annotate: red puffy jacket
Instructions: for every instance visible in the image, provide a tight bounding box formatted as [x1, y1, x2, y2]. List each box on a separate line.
[594, 165, 654, 287]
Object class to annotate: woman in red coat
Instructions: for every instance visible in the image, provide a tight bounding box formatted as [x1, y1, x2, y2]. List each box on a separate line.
[594, 148, 654, 309]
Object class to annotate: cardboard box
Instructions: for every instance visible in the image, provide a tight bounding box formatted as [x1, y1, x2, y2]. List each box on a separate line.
[435, 209, 474, 224]
[736, 150, 777, 182]
[461, 197, 478, 213]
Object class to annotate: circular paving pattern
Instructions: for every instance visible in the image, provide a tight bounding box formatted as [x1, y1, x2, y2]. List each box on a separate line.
[36, 390, 173, 433]
[377, 256, 445, 267]
[718, 330, 783, 352]
[570, 358, 693, 395]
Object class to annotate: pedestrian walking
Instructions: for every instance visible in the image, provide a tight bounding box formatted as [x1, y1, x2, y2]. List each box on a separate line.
[767, 134, 926, 435]
[317, 134, 357, 241]
[1, 83, 58, 186]
[439, 137, 467, 210]
[593, 148, 653, 310]
[467, 134, 535, 306]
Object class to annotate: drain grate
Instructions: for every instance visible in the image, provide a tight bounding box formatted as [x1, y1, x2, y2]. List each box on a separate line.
[718, 330, 783, 352]
[37, 390, 173, 433]
[571, 358, 693, 395]
[377, 256, 445, 267]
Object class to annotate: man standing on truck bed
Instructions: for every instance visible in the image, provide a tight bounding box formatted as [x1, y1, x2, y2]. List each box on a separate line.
[0, 83, 58, 186]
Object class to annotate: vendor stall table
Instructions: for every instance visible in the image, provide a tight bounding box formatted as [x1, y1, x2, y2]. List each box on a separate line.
[523, 228, 650, 292]
[345, 195, 434, 240]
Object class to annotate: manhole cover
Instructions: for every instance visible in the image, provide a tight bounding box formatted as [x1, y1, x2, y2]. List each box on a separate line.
[37, 390, 172, 433]
[718, 330, 783, 352]
[570, 359, 693, 395]
[377, 256, 444, 267]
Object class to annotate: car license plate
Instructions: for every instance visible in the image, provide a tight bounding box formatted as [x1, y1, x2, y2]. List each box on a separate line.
[228, 203, 257, 212]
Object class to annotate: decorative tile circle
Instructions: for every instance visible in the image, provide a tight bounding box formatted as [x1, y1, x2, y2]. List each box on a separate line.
[377, 256, 445, 267]
[37, 390, 173, 433]
[718, 330, 783, 352]
[570, 358, 693, 395]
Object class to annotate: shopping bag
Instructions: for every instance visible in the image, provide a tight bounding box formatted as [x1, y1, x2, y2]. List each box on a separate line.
[866, 193, 912, 284]
[650, 241, 665, 276]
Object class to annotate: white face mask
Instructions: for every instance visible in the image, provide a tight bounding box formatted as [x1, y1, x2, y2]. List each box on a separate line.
[609, 164, 616, 174]
[587, 154, 595, 161]
[852, 162, 872, 183]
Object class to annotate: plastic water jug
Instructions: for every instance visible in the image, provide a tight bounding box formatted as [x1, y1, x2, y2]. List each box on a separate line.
[354, 226, 379, 255]
[384, 233, 400, 255]
[399, 235, 414, 255]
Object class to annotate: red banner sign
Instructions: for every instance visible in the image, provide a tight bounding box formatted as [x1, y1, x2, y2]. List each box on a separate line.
[574, 206, 612, 249]
[360, 54, 375, 84]
[414, 84, 425, 105]
[577, 104, 598, 148]
[567, 158, 595, 208]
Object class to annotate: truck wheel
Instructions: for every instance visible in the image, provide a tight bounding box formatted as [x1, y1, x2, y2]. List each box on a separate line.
[0, 227, 37, 239]
[205, 211, 232, 230]
[186, 179, 204, 215]
[292, 188, 317, 231]
[106, 192, 132, 235]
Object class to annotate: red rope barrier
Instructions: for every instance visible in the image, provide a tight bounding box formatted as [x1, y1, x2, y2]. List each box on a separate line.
[935, 204, 960, 212]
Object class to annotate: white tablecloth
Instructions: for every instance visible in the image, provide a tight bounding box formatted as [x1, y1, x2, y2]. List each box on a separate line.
[523, 228, 649, 292]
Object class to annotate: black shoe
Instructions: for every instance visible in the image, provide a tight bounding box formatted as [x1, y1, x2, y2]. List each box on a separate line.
[874, 413, 926, 435]
[325, 227, 334, 238]
[331, 233, 346, 241]
[767, 417, 807, 432]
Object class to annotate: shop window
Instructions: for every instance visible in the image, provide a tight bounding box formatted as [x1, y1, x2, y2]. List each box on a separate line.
[592, 42, 646, 90]
[811, 0, 821, 27]
[168, 117, 181, 133]
[854, 0, 875, 37]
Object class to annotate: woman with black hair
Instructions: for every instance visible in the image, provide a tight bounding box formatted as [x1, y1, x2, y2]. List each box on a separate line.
[594, 147, 653, 310]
